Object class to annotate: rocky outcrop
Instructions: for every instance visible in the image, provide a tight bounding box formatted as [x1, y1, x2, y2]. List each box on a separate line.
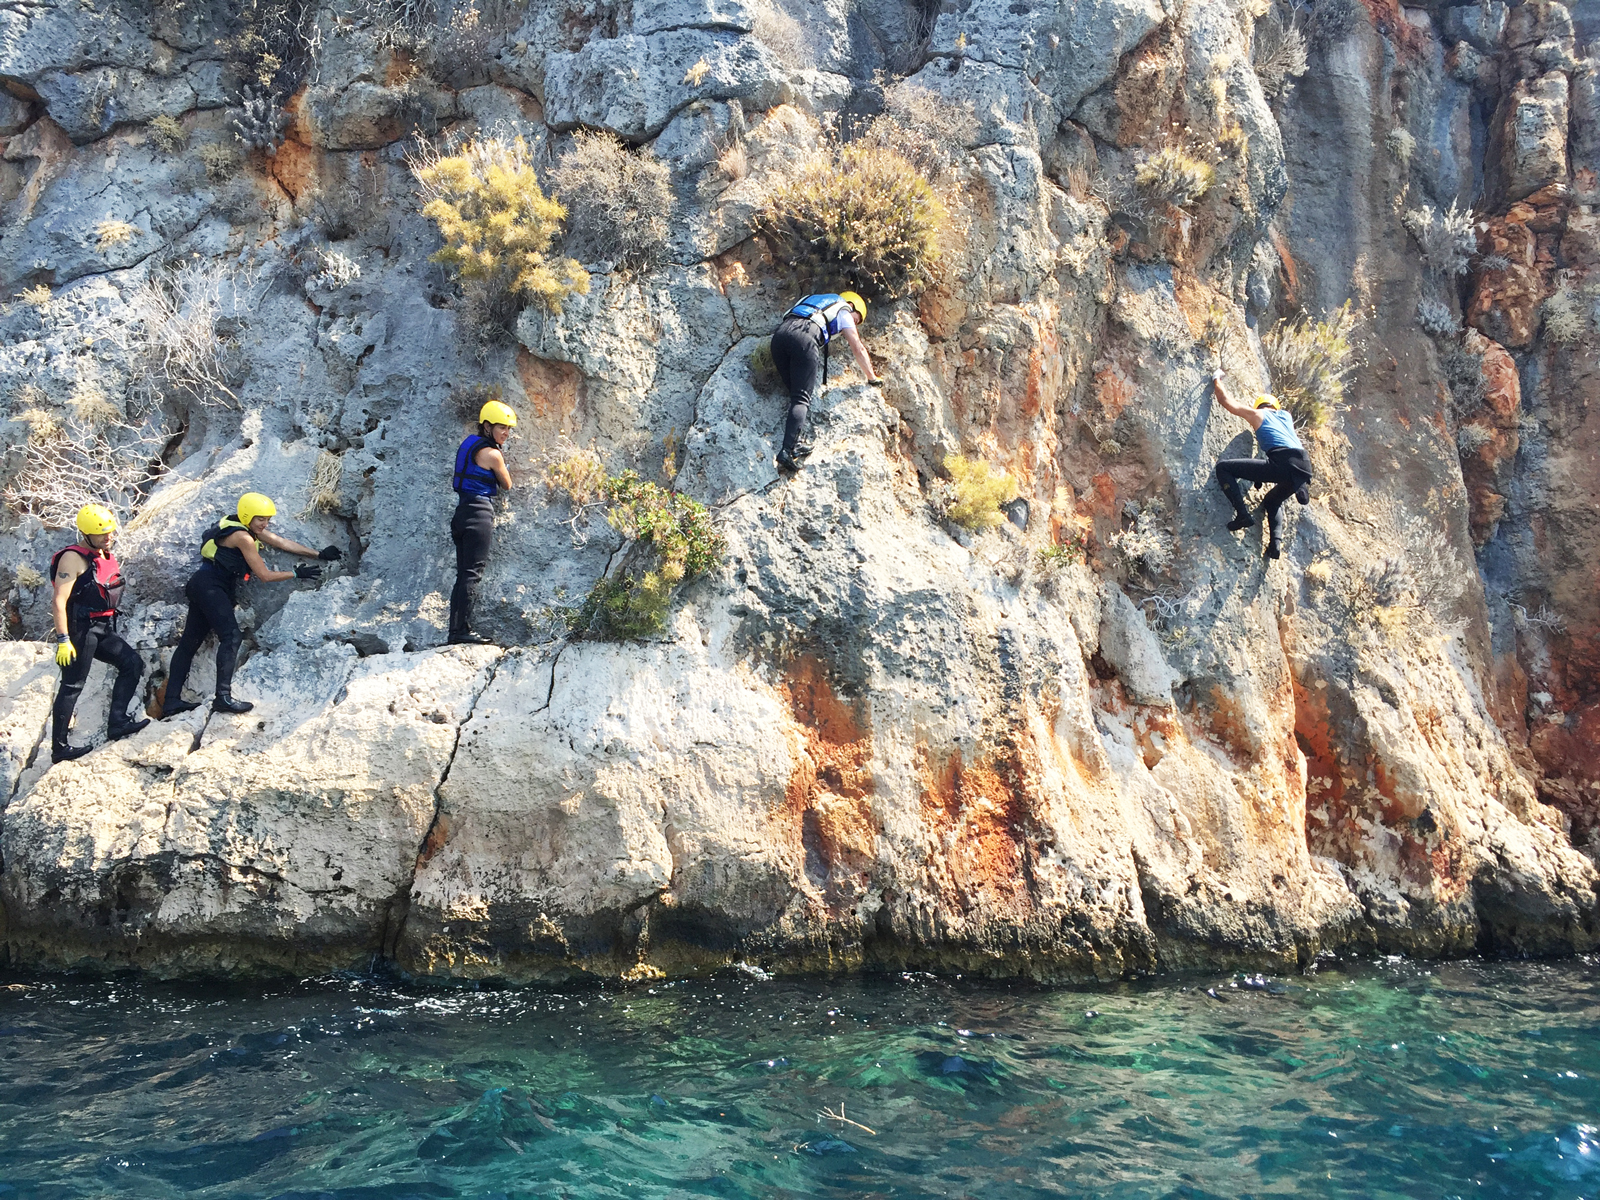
[0, 0, 1595, 982]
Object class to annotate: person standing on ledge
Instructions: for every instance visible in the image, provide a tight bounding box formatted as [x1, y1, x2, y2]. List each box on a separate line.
[162, 492, 339, 717]
[1211, 371, 1313, 561]
[49, 504, 149, 763]
[448, 398, 516, 646]
[769, 290, 883, 473]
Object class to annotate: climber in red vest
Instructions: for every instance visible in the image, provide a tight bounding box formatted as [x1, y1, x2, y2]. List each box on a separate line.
[49, 504, 148, 763]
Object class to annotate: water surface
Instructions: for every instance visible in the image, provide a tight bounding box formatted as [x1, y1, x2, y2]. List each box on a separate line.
[3, 958, 1600, 1198]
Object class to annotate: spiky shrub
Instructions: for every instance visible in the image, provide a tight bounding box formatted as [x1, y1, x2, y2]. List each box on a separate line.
[754, 143, 948, 296]
[1261, 301, 1359, 427]
[1403, 202, 1476, 278]
[1542, 286, 1590, 344]
[1134, 146, 1215, 209]
[411, 135, 589, 329]
[570, 471, 725, 639]
[1416, 296, 1460, 338]
[942, 454, 1016, 531]
[1252, 12, 1308, 98]
[548, 131, 672, 274]
[1386, 128, 1417, 166]
[233, 85, 289, 154]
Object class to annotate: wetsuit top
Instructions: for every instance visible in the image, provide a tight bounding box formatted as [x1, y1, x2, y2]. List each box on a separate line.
[453, 435, 499, 499]
[1255, 408, 1303, 453]
[200, 516, 261, 584]
[784, 295, 858, 346]
[50, 544, 123, 622]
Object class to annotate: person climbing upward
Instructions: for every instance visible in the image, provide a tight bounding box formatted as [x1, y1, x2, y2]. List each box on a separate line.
[1212, 371, 1313, 561]
[447, 398, 516, 646]
[161, 492, 340, 717]
[769, 290, 883, 472]
[48, 504, 149, 763]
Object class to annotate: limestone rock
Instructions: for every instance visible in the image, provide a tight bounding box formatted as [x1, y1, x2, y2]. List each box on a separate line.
[1501, 72, 1570, 203]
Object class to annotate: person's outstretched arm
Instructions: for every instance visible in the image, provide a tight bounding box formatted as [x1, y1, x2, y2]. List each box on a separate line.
[840, 320, 881, 385]
[258, 528, 325, 559]
[1212, 372, 1263, 430]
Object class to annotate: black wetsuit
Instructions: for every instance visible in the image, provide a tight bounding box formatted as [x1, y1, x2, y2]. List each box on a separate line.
[1215, 447, 1313, 544]
[166, 521, 256, 705]
[770, 315, 826, 459]
[51, 547, 143, 750]
[449, 434, 499, 639]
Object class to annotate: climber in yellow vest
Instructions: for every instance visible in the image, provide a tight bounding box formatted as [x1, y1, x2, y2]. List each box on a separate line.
[769, 291, 882, 472]
[161, 492, 341, 716]
[49, 504, 148, 763]
[447, 399, 516, 645]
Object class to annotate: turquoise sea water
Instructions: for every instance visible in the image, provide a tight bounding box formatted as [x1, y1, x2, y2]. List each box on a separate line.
[3, 958, 1600, 1199]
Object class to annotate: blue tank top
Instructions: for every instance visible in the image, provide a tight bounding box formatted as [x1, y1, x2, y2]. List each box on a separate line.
[1255, 409, 1302, 452]
[452, 435, 499, 497]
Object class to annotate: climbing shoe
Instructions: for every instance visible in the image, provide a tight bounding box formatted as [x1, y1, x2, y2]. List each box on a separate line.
[447, 632, 495, 646]
[51, 741, 91, 764]
[1226, 514, 1255, 532]
[1264, 541, 1281, 561]
[1295, 484, 1310, 505]
[108, 718, 150, 743]
[161, 697, 201, 719]
[792, 442, 813, 459]
[775, 451, 800, 473]
[213, 694, 255, 715]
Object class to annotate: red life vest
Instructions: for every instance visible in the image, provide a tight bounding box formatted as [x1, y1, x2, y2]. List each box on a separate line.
[50, 544, 123, 620]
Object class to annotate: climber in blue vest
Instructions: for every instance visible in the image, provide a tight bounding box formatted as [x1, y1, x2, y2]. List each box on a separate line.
[447, 399, 516, 645]
[1212, 372, 1312, 560]
[769, 291, 882, 472]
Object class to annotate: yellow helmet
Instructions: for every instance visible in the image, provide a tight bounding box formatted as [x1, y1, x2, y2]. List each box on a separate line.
[76, 504, 117, 537]
[838, 291, 867, 324]
[479, 399, 518, 428]
[237, 492, 277, 525]
[1254, 394, 1281, 410]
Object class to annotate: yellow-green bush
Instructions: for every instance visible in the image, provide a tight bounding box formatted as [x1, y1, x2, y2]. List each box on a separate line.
[1134, 146, 1215, 209]
[149, 114, 186, 153]
[412, 135, 589, 316]
[1261, 301, 1359, 427]
[755, 144, 948, 296]
[943, 454, 1016, 531]
[569, 470, 725, 639]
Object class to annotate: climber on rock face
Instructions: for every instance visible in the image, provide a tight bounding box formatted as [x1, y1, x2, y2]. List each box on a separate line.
[769, 290, 882, 473]
[161, 492, 340, 717]
[49, 504, 149, 763]
[447, 399, 516, 646]
[1211, 372, 1313, 561]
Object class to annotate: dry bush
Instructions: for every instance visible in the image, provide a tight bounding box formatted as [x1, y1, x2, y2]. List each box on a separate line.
[149, 114, 187, 152]
[941, 454, 1016, 531]
[411, 134, 589, 331]
[755, 143, 948, 296]
[300, 449, 342, 516]
[1253, 11, 1309, 98]
[753, 4, 810, 69]
[548, 130, 673, 274]
[1135, 146, 1215, 209]
[1109, 499, 1174, 576]
[305, 246, 362, 291]
[1261, 301, 1359, 427]
[198, 142, 242, 181]
[1543, 285, 1590, 344]
[1456, 423, 1493, 454]
[19, 284, 52, 310]
[1386, 128, 1417, 166]
[122, 258, 255, 408]
[1416, 296, 1460, 338]
[1403, 202, 1476, 278]
[858, 87, 979, 182]
[94, 219, 138, 252]
[2, 415, 164, 530]
[1439, 338, 1487, 424]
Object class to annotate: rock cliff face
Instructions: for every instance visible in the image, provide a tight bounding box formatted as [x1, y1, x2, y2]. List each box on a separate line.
[0, 0, 1595, 982]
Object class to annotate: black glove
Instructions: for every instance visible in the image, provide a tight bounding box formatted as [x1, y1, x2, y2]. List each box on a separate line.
[295, 563, 324, 581]
[318, 545, 344, 561]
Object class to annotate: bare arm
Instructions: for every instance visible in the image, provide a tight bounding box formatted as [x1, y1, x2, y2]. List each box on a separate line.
[473, 444, 514, 491]
[227, 532, 297, 583]
[258, 528, 320, 558]
[840, 320, 879, 383]
[50, 551, 86, 638]
[1212, 374, 1263, 430]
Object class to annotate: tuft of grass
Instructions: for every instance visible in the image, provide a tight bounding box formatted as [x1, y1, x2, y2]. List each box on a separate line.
[569, 470, 725, 639]
[942, 454, 1016, 531]
[198, 142, 242, 181]
[1261, 301, 1360, 427]
[755, 143, 948, 297]
[1386, 127, 1416, 166]
[15, 564, 44, 589]
[94, 219, 138, 252]
[1456, 423, 1493, 454]
[1134, 146, 1215, 209]
[548, 130, 672, 274]
[149, 114, 187, 153]
[19, 284, 52, 310]
[1542, 285, 1589, 344]
[1403, 201, 1476, 278]
[301, 449, 342, 516]
[410, 134, 589, 329]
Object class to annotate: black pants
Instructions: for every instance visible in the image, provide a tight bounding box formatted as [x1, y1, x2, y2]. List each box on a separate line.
[166, 565, 243, 702]
[770, 318, 824, 456]
[449, 496, 494, 637]
[1216, 448, 1313, 543]
[53, 619, 144, 747]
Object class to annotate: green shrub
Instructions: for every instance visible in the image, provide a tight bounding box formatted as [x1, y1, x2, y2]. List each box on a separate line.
[1134, 146, 1215, 209]
[754, 143, 948, 296]
[943, 454, 1016, 531]
[411, 135, 589, 321]
[1037, 530, 1088, 570]
[549, 130, 672, 274]
[1261, 301, 1359, 428]
[569, 470, 725, 639]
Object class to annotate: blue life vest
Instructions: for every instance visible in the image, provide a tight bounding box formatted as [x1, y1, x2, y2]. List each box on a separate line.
[1255, 409, 1303, 453]
[453, 435, 499, 498]
[786, 294, 856, 344]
